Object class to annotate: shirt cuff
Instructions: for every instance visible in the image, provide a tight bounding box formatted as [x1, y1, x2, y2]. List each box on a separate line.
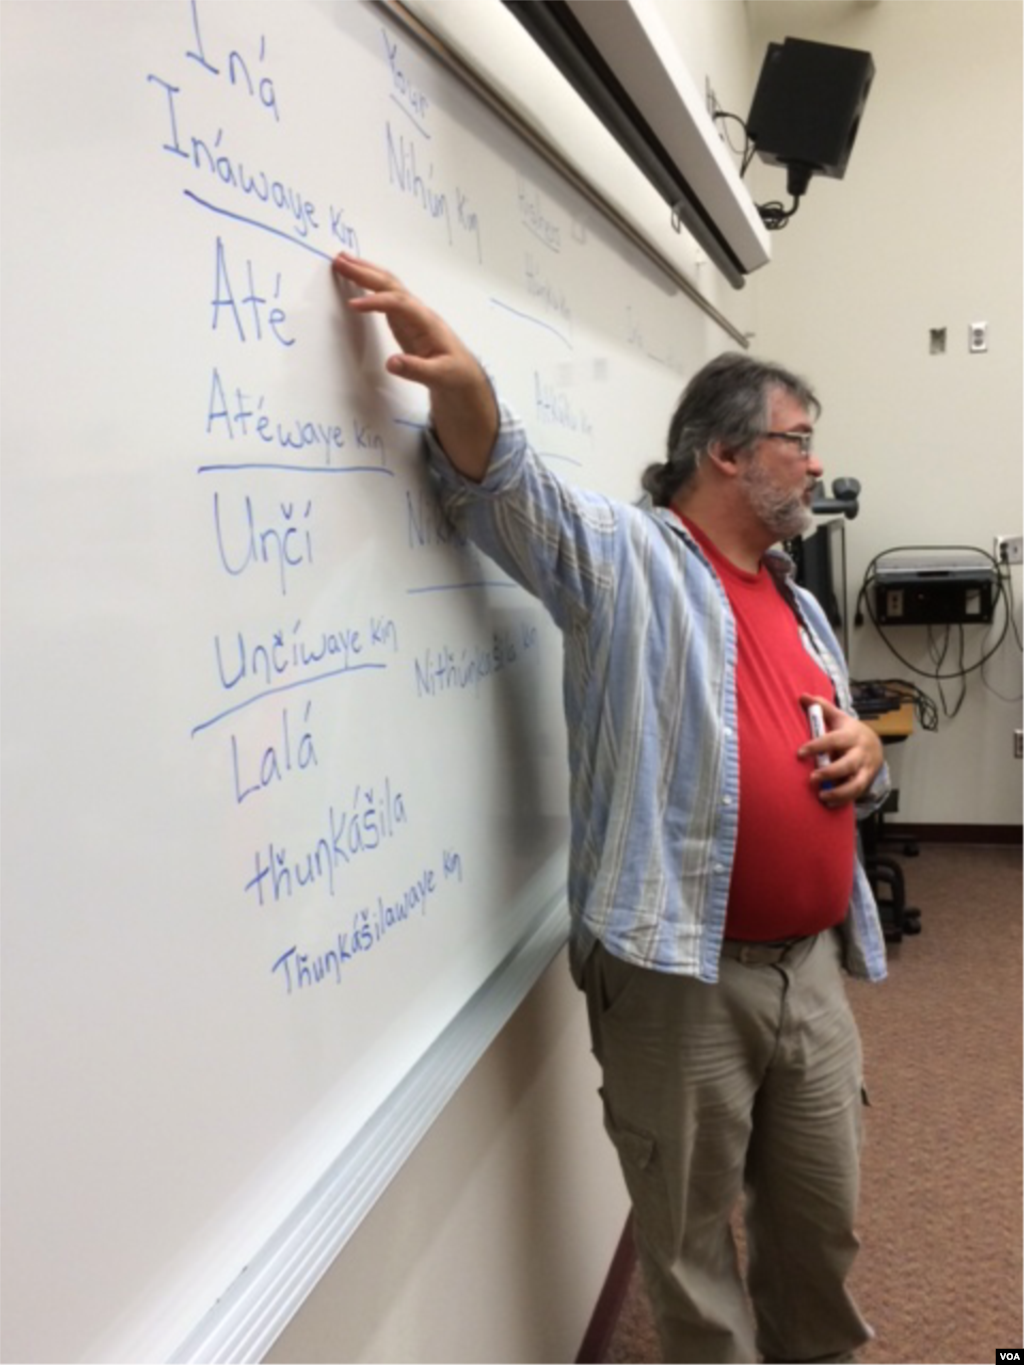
[422, 372, 529, 499]
[856, 759, 892, 819]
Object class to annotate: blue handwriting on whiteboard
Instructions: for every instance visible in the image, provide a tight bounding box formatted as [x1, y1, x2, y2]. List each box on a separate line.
[406, 488, 468, 551]
[213, 491, 313, 596]
[375, 866, 438, 938]
[524, 254, 573, 326]
[146, 77, 316, 238]
[192, 616, 396, 736]
[211, 237, 294, 346]
[215, 614, 398, 692]
[205, 368, 387, 469]
[406, 580, 518, 596]
[383, 125, 484, 260]
[382, 29, 431, 136]
[517, 178, 561, 252]
[269, 847, 464, 995]
[534, 371, 593, 436]
[271, 914, 374, 995]
[231, 701, 317, 804]
[352, 418, 386, 463]
[329, 205, 360, 253]
[456, 189, 482, 263]
[626, 305, 669, 365]
[185, 0, 281, 122]
[206, 367, 342, 457]
[442, 847, 464, 882]
[246, 779, 408, 906]
[413, 626, 537, 699]
[386, 123, 450, 241]
[537, 450, 585, 470]
[489, 297, 571, 352]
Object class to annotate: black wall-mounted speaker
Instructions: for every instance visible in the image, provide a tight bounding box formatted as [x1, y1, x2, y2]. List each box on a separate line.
[747, 37, 875, 184]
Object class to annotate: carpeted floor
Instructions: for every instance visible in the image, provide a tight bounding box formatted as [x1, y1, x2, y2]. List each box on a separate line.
[601, 843, 1023, 1365]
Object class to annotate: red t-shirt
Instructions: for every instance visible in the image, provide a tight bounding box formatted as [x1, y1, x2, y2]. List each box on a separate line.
[679, 516, 856, 940]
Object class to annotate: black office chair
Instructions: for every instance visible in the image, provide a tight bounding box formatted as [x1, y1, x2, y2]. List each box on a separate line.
[861, 792, 921, 942]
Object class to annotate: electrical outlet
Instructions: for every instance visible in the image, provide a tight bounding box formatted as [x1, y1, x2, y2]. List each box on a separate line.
[969, 321, 988, 353]
[995, 535, 1024, 565]
[1015, 730, 1023, 760]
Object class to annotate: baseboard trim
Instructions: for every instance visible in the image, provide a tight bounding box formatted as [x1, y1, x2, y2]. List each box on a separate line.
[885, 822, 1023, 846]
[577, 1216, 637, 1365]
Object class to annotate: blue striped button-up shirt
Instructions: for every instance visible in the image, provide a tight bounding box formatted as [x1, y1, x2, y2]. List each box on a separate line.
[425, 401, 888, 986]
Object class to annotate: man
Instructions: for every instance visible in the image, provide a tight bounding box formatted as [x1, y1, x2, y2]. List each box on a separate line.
[331, 252, 888, 1365]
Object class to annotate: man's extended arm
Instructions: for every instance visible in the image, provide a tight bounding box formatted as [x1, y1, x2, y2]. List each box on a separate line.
[331, 253, 498, 482]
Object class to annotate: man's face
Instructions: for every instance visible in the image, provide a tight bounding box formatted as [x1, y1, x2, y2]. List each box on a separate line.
[739, 388, 823, 541]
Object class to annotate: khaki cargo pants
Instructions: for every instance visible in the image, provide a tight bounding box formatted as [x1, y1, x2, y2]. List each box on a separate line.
[584, 930, 871, 1364]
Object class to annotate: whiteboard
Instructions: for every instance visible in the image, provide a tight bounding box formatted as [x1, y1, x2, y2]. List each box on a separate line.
[1, 3, 716, 1361]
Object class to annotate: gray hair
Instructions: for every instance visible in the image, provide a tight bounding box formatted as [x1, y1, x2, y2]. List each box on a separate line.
[641, 352, 820, 507]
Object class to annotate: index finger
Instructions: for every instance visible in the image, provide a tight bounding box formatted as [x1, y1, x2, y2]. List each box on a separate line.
[332, 252, 403, 293]
[800, 692, 840, 720]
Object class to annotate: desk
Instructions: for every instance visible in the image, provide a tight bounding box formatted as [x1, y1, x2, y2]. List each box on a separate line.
[865, 699, 914, 741]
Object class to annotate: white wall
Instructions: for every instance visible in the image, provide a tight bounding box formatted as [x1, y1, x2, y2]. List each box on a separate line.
[746, 0, 1023, 827]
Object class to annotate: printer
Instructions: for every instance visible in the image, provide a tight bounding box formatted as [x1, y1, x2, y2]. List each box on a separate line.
[872, 549, 998, 625]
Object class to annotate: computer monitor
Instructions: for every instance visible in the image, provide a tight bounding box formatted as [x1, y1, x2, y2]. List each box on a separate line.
[788, 518, 848, 658]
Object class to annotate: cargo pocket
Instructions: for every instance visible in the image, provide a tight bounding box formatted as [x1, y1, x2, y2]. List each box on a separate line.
[600, 1088, 675, 1256]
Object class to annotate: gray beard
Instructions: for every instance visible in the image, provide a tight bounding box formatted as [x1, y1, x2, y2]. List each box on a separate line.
[740, 463, 813, 541]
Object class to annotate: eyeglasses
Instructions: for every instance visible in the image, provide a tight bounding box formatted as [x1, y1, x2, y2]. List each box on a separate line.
[763, 430, 814, 457]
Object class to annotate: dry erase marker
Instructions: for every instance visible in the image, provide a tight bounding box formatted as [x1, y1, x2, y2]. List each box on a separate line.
[806, 702, 829, 767]
[806, 702, 833, 790]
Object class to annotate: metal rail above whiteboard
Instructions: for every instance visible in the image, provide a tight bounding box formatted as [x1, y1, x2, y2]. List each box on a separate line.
[381, 0, 752, 349]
